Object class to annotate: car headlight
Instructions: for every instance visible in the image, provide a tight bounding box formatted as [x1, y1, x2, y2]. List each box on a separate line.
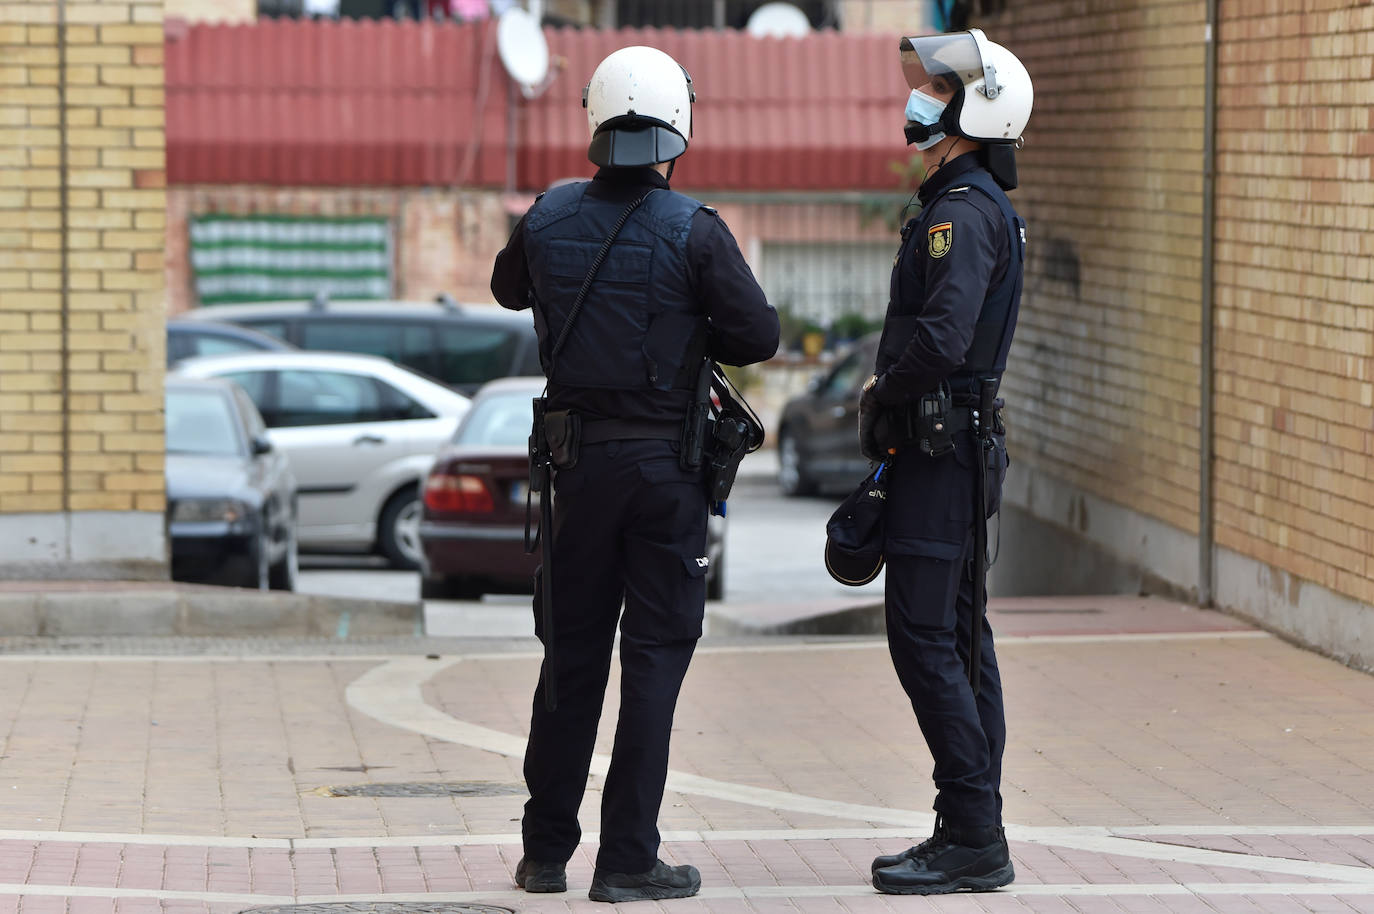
[171, 498, 246, 524]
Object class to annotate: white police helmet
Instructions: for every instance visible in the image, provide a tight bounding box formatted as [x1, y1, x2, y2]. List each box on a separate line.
[583, 46, 695, 168]
[899, 29, 1032, 145]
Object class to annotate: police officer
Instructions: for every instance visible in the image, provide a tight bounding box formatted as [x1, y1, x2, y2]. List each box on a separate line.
[490, 46, 779, 903]
[858, 30, 1032, 895]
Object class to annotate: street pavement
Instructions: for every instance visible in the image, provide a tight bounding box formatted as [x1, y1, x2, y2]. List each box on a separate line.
[3, 593, 1374, 913]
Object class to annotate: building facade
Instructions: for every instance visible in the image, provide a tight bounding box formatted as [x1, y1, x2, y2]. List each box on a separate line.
[983, 0, 1374, 669]
[1, 0, 168, 579]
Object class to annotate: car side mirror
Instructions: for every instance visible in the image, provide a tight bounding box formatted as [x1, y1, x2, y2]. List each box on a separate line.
[251, 436, 274, 456]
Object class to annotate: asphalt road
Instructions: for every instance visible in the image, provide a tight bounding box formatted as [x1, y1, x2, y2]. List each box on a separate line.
[297, 454, 885, 637]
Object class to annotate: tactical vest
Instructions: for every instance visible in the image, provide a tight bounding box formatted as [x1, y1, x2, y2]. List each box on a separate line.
[875, 168, 1026, 398]
[524, 181, 707, 392]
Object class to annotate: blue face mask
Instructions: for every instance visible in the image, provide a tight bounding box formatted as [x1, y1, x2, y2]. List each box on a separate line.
[904, 89, 948, 150]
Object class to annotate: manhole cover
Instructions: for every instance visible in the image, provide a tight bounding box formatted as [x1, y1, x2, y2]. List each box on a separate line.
[316, 782, 526, 798]
[242, 905, 515, 914]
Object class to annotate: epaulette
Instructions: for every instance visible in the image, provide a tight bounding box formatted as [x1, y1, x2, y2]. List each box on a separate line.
[700, 205, 718, 215]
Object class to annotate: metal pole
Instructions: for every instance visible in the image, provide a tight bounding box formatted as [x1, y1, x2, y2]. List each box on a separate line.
[713, 0, 725, 28]
[57, 0, 71, 515]
[1198, 0, 1218, 607]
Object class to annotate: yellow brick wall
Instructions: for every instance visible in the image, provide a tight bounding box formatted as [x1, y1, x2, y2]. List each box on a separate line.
[983, 0, 1374, 628]
[164, 0, 252, 24]
[982, 0, 1208, 537]
[0, 0, 166, 549]
[1211, 4, 1374, 606]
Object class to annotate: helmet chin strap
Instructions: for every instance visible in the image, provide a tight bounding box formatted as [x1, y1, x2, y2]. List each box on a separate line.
[665, 159, 676, 182]
[932, 135, 961, 170]
[905, 120, 940, 146]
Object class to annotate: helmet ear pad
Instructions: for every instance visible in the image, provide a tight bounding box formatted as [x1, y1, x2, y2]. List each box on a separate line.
[940, 86, 967, 140]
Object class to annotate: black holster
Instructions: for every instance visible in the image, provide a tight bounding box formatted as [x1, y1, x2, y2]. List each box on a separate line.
[706, 414, 752, 506]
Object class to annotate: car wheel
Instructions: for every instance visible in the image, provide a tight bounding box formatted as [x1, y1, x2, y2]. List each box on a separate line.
[378, 487, 423, 570]
[420, 575, 485, 601]
[778, 428, 817, 497]
[243, 536, 270, 590]
[706, 549, 725, 601]
[268, 519, 298, 592]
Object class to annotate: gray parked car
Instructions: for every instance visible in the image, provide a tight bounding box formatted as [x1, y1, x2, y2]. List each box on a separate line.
[165, 376, 299, 590]
[174, 350, 470, 569]
[185, 298, 541, 395]
[776, 333, 880, 496]
[167, 318, 294, 367]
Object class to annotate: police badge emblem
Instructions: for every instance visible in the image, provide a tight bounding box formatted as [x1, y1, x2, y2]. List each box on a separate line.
[928, 222, 952, 259]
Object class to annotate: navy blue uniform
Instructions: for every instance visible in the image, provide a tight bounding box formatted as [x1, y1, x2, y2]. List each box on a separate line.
[870, 152, 1024, 829]
[491, 166, 778, 874]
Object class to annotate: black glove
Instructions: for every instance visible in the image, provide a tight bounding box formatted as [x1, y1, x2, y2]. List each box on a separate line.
[858, 375, 885, 462]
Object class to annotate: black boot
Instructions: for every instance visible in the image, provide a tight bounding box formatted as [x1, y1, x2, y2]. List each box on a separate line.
[871, 815, 949, 873]
[515, 857, 567, 893]
[588, 859, 701, 903]
[871, 823, 1013, 895]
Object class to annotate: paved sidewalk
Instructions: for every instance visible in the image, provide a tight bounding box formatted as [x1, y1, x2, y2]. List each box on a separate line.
[2, 595, 1374, 913]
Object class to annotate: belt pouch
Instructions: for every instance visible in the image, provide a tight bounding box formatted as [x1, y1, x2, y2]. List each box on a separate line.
[543, 409, 582, 470]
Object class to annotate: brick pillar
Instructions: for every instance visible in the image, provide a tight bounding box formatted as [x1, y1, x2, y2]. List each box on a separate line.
[0, 0, 167, 580]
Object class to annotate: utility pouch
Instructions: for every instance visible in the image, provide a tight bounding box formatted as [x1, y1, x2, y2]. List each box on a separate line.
[914, 385, 955, 456]
[543, 409, 582, 470]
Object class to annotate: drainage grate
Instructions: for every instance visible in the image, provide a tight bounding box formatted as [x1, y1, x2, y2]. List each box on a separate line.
[317, 781, 527, 798]
[242, 905, 516, 914]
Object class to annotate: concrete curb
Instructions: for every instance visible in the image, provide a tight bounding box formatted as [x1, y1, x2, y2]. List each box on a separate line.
[0, 588, 422, 638]
[707, 600, 885, 637]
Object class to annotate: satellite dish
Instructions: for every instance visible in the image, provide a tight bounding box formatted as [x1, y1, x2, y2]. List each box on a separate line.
[497, 7, 549, 91]
[746, 2, 811, 38]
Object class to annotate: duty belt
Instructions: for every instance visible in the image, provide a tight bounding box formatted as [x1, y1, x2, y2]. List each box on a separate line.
[580, 418, 682, 445]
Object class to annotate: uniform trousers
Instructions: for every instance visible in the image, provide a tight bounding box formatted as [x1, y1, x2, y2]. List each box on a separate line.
[522, 439, 709, 874]
[882, 433, 1006, 827]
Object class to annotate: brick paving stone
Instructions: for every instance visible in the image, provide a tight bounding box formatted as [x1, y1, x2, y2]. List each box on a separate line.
[3, 600, 1374, 913]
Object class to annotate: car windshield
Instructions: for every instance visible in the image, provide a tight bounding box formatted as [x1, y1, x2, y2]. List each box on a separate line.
[166, 389, 243, 456]
[453, 390, 534, 447]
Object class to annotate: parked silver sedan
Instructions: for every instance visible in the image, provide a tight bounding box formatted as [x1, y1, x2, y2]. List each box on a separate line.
[174, 351, 470, 568]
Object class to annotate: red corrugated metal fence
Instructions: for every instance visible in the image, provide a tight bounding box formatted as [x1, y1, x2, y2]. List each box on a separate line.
[166, 19, 912, 192]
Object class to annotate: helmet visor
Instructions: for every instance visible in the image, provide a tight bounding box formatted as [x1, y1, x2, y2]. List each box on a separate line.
[899, 32, 985, 95]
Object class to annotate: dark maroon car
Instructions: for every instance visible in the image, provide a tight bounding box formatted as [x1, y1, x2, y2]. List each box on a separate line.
[419, 376, 725, 601]
[419, 377, 541, 600]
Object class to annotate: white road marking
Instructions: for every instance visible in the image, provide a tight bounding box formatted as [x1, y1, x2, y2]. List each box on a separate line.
[4, 824, 1374, 851]
[0, 829, 290, 848]
[343, 656, 1374, 886]
[343, 657, 932, 830]
[0, 883, 293, 904]
[0, 628, 1271, 666]
[5, 882, 1374, 904]
[1018, 830, 1374, 884]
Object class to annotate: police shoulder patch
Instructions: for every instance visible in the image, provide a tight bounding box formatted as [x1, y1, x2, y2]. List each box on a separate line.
[928, 221, 953, 259]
